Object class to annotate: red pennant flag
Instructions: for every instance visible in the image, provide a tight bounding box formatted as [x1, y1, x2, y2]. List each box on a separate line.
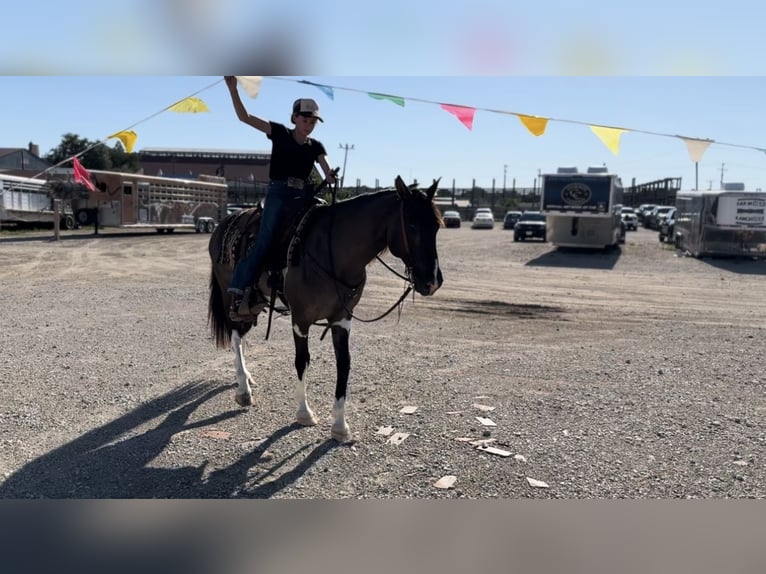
[72, 156, 96, 192]
[440, 103, 476, 130]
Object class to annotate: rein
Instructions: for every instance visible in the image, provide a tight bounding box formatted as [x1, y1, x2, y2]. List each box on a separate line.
[305, 191, 415, 338]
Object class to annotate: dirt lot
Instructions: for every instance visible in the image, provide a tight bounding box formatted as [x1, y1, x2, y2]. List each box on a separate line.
[0, 224, 764, 499]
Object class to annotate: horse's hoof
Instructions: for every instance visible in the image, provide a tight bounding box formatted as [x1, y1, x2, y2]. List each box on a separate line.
[296, 410, 318, 426]
[235, 392, 254, 407]
[331, 426, 351, 443]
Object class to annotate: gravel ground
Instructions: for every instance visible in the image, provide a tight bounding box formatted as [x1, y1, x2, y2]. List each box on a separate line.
[0, 224, 764, 499]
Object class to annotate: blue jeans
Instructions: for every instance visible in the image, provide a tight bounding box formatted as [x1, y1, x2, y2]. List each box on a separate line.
[229, 181, 308, 294]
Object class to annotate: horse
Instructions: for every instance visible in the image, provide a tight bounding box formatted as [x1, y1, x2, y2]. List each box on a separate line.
[208, 175, 444, 442]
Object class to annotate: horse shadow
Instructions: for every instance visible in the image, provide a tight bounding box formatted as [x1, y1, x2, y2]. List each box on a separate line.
[0, 380, 337, 499]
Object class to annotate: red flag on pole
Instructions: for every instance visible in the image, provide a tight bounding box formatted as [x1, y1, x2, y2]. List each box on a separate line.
[72, 156, 96, 192]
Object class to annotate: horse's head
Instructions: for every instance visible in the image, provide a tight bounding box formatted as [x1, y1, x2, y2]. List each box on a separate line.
[392, 175, 444, 296]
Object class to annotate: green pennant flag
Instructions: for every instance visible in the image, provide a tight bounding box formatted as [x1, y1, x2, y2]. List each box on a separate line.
[368, 92, 405, 107]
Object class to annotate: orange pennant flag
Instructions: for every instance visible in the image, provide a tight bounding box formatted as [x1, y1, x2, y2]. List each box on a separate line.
[440, 104, 476, 130]
[590, 125, 627, 155]
[517, 114, 548, 136]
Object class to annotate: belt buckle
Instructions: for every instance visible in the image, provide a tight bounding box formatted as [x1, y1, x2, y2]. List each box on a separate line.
[286, 177, 304, 190]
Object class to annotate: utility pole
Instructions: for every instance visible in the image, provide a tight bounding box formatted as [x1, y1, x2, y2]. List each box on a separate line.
[720, 162, 727, 188]
[503, 164, 508, 192]
[338, 143, 355, 190]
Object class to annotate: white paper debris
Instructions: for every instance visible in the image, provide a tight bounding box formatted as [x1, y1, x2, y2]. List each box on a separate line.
[526, 477, 550, 488]
[514, 454, 528, 463]
[433, 475, 457, 489]
[476, 417, 497, 427]
[472, 403, 496, 412]
[477, 445, 512, 457]
[387, 432, 410, 445]
[400, 406, 418, 414]
[375, 426, 394, 436]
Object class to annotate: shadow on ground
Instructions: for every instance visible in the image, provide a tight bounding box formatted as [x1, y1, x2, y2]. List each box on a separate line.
[0, 380, 337, 499]
[525, 246, 622, 270]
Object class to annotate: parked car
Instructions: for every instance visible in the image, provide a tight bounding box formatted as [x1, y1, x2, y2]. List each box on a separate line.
[637, 204, 656, 225]
[502, 211, 523, 230]
[472, 210, 495, 229]
[513, 211, 547, 241]
[658, 208, 676, 243]
[442, 210, 461, 228]
[645, 205, 675, 230]
[620, 207, 638, 231]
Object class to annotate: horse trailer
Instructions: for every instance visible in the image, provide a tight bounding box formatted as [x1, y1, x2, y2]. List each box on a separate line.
[53, 170, 228, 233]
[0, 173, 76, 229]
[673, 184, 766, 258]
[540, 166, 625, 249]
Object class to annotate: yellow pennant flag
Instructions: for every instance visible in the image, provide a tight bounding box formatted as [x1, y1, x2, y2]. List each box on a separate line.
[679, 136, 714, 163]
[517, 114, 548, 136]
[107, 130, 138, 153]
[590, 125, 627, 155]
[168, 97, 210, 113]
[236, 76, 263, 98]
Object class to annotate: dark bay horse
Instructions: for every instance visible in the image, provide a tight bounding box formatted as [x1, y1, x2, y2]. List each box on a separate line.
[208, 176, 443, 441]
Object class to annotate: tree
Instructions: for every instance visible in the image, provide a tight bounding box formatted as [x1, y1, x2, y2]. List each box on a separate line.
[44, 133, 139, 172]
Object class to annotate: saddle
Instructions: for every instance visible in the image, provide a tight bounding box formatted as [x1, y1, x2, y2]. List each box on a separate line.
[232, 195, 323, 314]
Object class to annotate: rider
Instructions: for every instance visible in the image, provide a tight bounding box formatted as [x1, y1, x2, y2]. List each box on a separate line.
[223, 75, 337, 321]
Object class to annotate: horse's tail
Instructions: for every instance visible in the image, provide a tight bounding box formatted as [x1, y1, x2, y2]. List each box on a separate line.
[208, 268, 232, 349]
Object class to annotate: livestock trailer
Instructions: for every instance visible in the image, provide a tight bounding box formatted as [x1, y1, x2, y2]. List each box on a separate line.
[673, 184, 766, 258]
[540, 166, 625, 249]
[57, 170, 228, 233]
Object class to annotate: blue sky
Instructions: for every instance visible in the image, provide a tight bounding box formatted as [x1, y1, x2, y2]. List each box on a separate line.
[3, 76, 766, 192]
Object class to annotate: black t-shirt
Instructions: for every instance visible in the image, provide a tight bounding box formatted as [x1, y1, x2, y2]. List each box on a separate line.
[267, 121, 327, 181]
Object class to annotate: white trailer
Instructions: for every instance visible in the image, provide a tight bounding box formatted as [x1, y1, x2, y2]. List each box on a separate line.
[540, 166, 625, 249]
[0, 173, 76, 229]
[673, 183, 766, 258]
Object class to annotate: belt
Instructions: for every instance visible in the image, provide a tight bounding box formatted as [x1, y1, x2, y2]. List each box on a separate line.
[274, 177, 306, 190]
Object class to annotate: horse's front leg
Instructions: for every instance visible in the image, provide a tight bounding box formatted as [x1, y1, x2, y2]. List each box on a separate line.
[292, 323, 318, 426]
[330, 319, 352, 442]
[231, 329, 254, 407]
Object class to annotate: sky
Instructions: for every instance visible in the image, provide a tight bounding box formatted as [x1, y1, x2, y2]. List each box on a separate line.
[3, 76, 766, 192]
[3, 2, 766, 192]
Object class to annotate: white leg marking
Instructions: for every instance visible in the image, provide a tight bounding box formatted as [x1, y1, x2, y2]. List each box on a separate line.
[292, 324, 308, 338]
[430, 260, 440, 294]
[295, 362, 317, 426]
[331, 397, 351, 442]
[231, 330, 253, 406]
[332, 317, 351, 331]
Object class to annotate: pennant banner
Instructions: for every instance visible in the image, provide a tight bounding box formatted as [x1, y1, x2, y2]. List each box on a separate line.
[236, 76, 263, 99]
[107, 130, 137, 153]
[299, 80, 334, 100]
[517, 114, 548, 136]
[590, 125, 627, 155]
[679, 136, 714, 163]
[368, 92, 405, 107]
[72, 157, 96, 192]
[168, 97, 209, 113]
[440, 104, 476, 131]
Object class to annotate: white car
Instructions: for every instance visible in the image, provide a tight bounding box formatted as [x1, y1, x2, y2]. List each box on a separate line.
[472, 211, 495, 229]
[620, 207, 638, 231]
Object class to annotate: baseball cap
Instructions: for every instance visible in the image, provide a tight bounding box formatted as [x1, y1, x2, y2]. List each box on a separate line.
[292, 98, 323, 122]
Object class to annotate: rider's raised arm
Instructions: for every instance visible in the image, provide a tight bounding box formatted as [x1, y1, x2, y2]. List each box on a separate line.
[224, 76, 271, 136]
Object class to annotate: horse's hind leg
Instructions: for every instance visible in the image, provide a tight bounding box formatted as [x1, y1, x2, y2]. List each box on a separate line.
[292, 324, 318, 426]
[330, 319, 352, 442]
[232, 329, 255, 407]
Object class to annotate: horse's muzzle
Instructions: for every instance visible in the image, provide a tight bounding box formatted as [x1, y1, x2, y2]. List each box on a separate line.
[415, 265, 443, 296]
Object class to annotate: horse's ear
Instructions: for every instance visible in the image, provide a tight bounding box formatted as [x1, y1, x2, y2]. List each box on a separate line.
[426, 177, 441, 200]
[394, 175, 408, 197]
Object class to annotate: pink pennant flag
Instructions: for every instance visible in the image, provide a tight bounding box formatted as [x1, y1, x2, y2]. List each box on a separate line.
[440, 104, 476, 130]
[72, 156, 96, 192]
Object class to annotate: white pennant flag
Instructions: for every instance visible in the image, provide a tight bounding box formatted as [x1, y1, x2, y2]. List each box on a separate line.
[679, 136, 714, 163]
[236, 76, 263, 98]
